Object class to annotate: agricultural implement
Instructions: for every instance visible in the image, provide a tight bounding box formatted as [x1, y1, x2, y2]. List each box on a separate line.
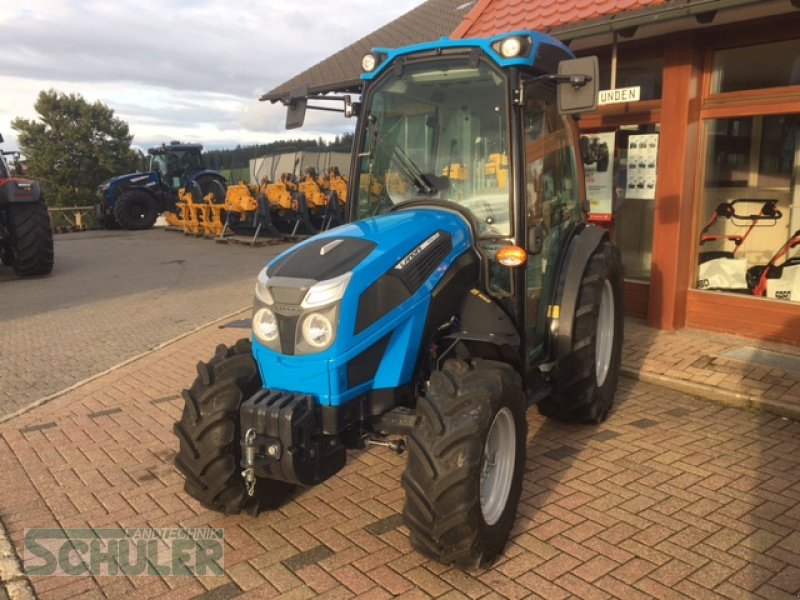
[696, 199, 781, 292]
[747, 229, 800, 302]
[164, 166, 349, 240]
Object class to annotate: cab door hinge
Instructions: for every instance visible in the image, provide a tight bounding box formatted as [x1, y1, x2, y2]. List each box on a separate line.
[513, 84, 525, 106]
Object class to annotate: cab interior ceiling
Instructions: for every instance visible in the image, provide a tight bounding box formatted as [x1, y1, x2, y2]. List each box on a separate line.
[384, 78, 501, 106]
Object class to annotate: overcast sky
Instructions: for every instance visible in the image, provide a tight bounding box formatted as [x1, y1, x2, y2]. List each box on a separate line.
[0, 0, 426, 152]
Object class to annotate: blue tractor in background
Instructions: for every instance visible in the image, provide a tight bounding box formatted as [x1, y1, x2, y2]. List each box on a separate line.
[95, 141, 226, 230]
[174, 31, 624, 568]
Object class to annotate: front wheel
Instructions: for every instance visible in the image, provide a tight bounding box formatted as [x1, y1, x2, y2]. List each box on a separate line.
[113, 190, 158, 230]
[174, 339, 295, 515]
[538, 238, 624, 424]
[402, 359, 526, 569]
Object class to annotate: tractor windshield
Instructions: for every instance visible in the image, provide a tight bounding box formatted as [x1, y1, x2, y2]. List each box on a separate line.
[354, 59, 511, 237]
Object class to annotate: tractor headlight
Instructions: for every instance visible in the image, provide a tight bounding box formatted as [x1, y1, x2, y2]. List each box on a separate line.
[492, 35, 530, 59]
[254, 268, 274, 305]
[361, 53, 378, 72]
[253, 307, 279, 347]
[301, 312, 334, 349]
[301, 272, 351, 308]
[251, 268, 351, 355]
[499, 36, 522, 58]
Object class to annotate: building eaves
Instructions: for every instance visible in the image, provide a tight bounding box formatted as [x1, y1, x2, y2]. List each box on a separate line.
[261, 0, 477, 103]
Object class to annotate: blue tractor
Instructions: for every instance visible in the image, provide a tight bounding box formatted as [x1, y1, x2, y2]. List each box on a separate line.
[174, 31, 624, 568]
[95, 141, 226, 230]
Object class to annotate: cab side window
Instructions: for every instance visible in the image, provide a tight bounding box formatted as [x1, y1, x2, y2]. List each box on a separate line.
[523, 82, 581, 363]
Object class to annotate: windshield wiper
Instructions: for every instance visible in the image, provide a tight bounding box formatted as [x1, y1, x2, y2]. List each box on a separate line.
[368, 116, 437, 196]
[390, 143, 437, 196]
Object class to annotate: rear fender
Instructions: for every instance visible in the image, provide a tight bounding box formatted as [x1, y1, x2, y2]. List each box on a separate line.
[552, 225, 608, 363]
[105, 172, 159, 204]
[186, 170, 227, 187]
[0, 179, 42, 204]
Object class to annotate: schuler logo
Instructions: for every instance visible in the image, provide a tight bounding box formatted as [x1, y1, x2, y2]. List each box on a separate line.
[24, 528, 225, 577]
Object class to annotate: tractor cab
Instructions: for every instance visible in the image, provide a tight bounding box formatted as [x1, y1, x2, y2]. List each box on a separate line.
[148, 142, 205, 191]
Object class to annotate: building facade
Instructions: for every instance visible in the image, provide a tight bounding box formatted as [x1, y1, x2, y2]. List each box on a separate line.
[454, 0, 800, 344]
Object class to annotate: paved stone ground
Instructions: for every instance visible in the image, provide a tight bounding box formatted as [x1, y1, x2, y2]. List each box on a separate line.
[0, 316, 798, 599]
[622, 320, 800, 419]
[0, 229, 292, 419]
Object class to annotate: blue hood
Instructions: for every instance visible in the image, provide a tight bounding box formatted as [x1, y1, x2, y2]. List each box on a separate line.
[253, 207, 476, 406]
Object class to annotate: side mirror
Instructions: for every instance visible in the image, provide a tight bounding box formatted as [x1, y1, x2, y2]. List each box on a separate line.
[0, 133, 4, 143]
[557, 56, 599, 115]
[285, 97, 307, 130]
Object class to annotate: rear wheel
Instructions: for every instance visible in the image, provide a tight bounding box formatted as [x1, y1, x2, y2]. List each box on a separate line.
[538, 238, 624, 424]
[174, 339, 295, 515]
[196, 176, 227, 204]
[402, 359, 526, 568]
[114, 190, 158, 230]
[6, 202, 54, 276]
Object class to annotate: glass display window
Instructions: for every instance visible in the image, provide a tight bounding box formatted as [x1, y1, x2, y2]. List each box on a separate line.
[696, 114, 800, 303]
[581, 124, 659, 282]
[598, 56, 664, 101]
[711, 38, 800, 94]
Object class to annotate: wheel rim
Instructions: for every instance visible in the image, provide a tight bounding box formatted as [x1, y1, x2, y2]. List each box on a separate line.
[595, 279, 615, 387]
[130, 203, 145, 219]
[480, 407, 516, 526]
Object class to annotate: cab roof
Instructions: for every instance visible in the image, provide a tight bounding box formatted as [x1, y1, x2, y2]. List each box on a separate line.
[361, 30, 573, 82]
[147, 142, 203, 156]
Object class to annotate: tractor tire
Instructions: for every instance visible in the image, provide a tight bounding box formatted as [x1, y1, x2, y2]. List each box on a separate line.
[197, 176, 227, 204]
[6, 202, 54, 276]
[402, 359, 526, 569]
[538, 238, 624, 424]
[208, 179, 227, 204]
[174, 339, 295, 515]
[113, 190, 158, 230]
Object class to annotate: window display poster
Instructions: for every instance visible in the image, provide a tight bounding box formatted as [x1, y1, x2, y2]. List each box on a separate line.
[627, 134, 659, 200]
[581, 131, 615, 215]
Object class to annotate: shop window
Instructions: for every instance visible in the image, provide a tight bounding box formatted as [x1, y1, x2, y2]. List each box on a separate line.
[582, 124, 659, 282]
[696, 115, 800, 303]
[598, 57, 663, 101]
[711, 38, 800, 94]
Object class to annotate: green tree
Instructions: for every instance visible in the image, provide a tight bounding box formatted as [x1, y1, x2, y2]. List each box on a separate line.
[12, 89, 138, 206]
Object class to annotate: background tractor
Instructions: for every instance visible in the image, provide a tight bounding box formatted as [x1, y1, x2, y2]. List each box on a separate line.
[95, 141, 226, 230]
[174, 31, 624, 568]
[0, 133, 54, 277]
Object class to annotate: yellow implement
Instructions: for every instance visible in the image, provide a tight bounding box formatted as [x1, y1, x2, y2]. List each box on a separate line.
[485, 153, 509, 189]
[265, 173, 296, 211]
[322, 167, 348, 205]
[298, 168, 328, 212]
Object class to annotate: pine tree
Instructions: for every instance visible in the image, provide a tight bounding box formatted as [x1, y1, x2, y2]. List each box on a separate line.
[12, 89, 138, 206]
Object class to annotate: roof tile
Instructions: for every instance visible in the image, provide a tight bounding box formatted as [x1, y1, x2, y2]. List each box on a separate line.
[457, 0, 669, 37]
